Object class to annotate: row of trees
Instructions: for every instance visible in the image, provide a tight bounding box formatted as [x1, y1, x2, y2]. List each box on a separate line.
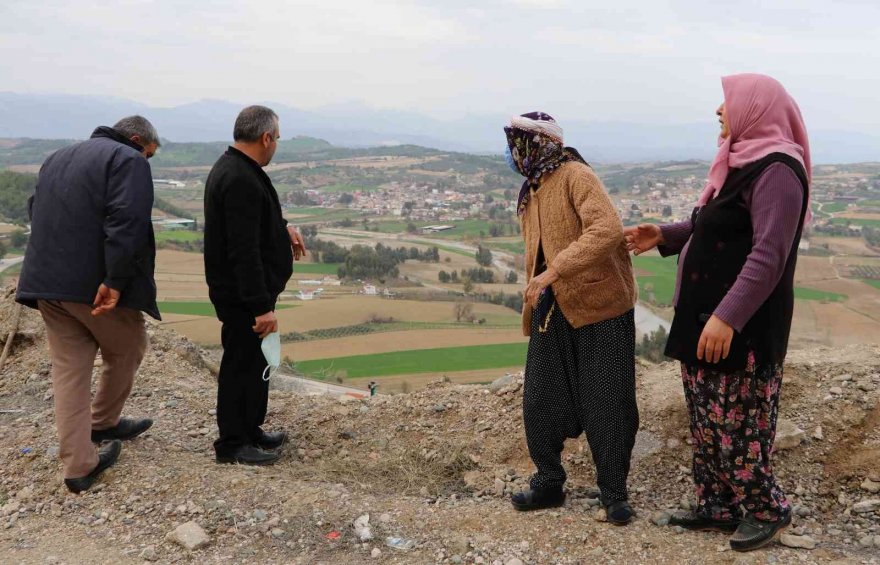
[438, 268, 518, 285]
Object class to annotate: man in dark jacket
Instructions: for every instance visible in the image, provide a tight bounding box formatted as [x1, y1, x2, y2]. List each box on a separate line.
[16, 116, 160, 493]
[204, 105, 304, 465]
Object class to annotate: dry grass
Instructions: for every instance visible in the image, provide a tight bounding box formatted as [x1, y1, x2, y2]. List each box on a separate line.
[296, 443, 478, 496]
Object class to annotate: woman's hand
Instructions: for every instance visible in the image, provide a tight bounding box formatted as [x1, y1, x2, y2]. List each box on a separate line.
[524, 267, 560, 308]
[697, 315, 734, 364]
[624, 224, 664, 255]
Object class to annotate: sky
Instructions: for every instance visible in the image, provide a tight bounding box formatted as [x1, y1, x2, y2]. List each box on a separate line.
[1, 0, 878, 133]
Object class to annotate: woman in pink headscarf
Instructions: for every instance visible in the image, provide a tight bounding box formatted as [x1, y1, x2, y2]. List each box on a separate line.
[625, 74, 810, 552]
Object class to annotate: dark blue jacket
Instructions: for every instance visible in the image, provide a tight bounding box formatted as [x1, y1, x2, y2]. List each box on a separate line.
[16, 127, 160, 319]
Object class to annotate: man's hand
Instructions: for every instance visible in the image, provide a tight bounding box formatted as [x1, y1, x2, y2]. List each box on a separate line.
[287, 225, 307, 261]
[253, 311, 278, 338]
[524, 267, 560, 308]
[697, 315, 734, 364]
[91, 284, 121, 316]
[624, 224, 664, 255]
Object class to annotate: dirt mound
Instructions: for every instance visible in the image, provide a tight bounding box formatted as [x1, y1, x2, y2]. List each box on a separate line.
[1, 288, 878, 564]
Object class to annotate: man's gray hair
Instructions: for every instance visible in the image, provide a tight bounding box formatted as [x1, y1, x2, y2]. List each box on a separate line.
[233, 105, 279, 143]
[113, 115, 160, 147]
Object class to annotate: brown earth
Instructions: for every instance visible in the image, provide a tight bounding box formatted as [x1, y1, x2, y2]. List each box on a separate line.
[1, 288, 879, 564]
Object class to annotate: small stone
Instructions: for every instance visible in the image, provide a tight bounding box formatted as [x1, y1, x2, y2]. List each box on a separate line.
[666, 438, 681, 448]
[861, 479, 880, 494]
[858, 535, 876, 548]
[505, 559, 524, 565]
[852, 499, 880, 513]
[779, 533, 817, 550]
[494, 478, 505, 496]
[679, 495, 694, 511]
[432, 404, 446, 413]
[775, 419, 805, 450]
[379, 513, 391, 523]
[371, 548, 382, 559]
[165, 521, 210, 550]
[592, 508, 607, 522]
[253, 509, 267, 521]
[812, 426, 823, 440]
[651, 510, 671, 527]
[139, 546, 159, 561]
[271, 528, 284, 538]
[489, 374, 515, 393]
[829, 386, 843, 395]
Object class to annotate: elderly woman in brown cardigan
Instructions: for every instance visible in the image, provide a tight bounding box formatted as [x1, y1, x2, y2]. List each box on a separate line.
[504, 112, 639, 524]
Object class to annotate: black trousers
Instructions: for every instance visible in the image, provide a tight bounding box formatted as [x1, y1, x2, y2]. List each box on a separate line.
[213, 304, 270, 456]
[523, 293, 639, 504]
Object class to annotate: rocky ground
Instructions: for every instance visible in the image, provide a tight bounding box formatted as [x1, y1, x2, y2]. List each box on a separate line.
[1, 288, 879, 565]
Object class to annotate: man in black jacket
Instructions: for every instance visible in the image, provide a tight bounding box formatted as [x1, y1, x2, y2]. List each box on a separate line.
[204, 105, 305, 465]
[16, 116, 160, 493]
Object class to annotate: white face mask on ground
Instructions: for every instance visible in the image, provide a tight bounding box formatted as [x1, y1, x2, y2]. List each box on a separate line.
[261, 332, 281, 381]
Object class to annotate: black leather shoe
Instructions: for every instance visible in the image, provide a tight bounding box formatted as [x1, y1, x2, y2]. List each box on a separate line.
[669, 510, 740, 533]
[216, 445, 281, 466]
[510, 487, 565, 511]
[730, 511, 791, 552]
[255, 430, 288, 451]
[606, 500, 635, 525]
[91, 417, 153, 443]
[64, 440, 122, 493]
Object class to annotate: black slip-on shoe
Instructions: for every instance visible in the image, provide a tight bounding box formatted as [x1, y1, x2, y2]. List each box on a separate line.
[606, 500, 635, 525]
[64, 440, 122, 494]
[510, 487, 566, 511]
[215, 444, 281, 466]
[669, 510, 740, 533]
[91, 417, 153, 443]
[730, 511, 792, 552]
[255, 430, 288, 451]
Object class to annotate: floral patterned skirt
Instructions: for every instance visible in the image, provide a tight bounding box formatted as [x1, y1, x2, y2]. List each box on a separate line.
[681, 353, 790, 522]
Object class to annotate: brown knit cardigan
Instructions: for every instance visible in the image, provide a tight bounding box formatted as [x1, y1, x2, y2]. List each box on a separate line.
[520, 161, 637, 336]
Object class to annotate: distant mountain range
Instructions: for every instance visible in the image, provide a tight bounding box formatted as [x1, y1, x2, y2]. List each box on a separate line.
[1, 92, 878, 163]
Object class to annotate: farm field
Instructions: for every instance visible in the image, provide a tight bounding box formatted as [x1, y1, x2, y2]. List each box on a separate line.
[286, 327, 524, 361]
[294, 342, 528, 380]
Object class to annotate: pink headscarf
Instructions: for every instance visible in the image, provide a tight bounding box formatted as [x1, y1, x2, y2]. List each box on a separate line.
[698, 74, 811, 220]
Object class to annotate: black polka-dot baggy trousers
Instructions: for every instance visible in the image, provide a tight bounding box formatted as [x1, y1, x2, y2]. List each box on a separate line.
[523, 292, 639, 504]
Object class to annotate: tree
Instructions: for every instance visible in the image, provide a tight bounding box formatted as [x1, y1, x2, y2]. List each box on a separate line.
[475, 245, 493, 267]
[462, 276, 474, 294]
[489, 224, 503, 237]
[338, 193, 354, 205]
[662, 205, 673, 217]
[453, 301, 474, 322]
[0, 240, 6, 260]
[506, 271, 518, 284]
[438, 271, 450, 283]
[10, 229, 28, 248]
[406, 222, 418, 234]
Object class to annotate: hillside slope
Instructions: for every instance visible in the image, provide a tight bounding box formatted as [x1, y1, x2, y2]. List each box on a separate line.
[0, 288, 878, 564]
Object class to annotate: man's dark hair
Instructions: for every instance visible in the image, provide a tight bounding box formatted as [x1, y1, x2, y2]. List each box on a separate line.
[233, 105, 279, 143]
[113, 115, 160, 147]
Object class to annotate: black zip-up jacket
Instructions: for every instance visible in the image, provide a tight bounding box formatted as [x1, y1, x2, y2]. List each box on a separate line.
[16, 127, 159, 319]
[203, 147, 293, 316]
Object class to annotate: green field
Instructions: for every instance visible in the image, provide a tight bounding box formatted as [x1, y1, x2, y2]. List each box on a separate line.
[158, 301, 295, 317]
[294, 262, 343, 275]
[295, 342, 527, 379]
[821, 202, 849, 214]
[630, 255, 848, 305]
[793, 287, 847, 302]
[485, 240, 525, 254]
[830, 217, 880, 228]
[155, 230, 203, 243]
[863, 280, 880, 290]
[631, 255, 678, 305]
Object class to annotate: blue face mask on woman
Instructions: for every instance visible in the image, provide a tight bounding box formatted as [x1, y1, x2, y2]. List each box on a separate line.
[504, 145, 521, 175]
